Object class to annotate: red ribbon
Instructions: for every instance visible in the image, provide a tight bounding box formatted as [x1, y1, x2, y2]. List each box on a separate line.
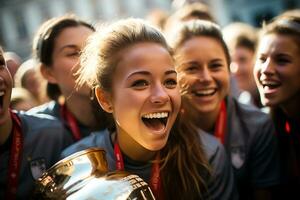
[4, 111, 23, 200]
[60, 103, 81, 141]
[114, 141, 163, 199]
[214, 100, 227, 144]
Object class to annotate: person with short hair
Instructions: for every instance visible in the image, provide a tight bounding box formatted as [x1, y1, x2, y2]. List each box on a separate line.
[223, 22, 262, 107]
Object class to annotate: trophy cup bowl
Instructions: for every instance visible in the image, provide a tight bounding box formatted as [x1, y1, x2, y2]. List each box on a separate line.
[32, 148, 155, 200]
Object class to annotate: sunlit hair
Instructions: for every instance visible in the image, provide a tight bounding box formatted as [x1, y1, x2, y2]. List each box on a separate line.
[260, 11, 300, 50]
[78, 18, 210, 199]
[169, 19, 230, 69]
[32, 14, 95, 101]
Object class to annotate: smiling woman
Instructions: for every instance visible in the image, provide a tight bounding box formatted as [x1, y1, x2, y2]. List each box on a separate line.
[27, 14, 108, 143]
[61, 18, 238, 199]
[169, 19, 280, 200]
[253, 10, 300, 198]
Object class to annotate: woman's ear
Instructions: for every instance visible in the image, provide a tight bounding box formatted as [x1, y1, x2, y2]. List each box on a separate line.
[40, 64, 57, 84]
[95, 86, 113, 113]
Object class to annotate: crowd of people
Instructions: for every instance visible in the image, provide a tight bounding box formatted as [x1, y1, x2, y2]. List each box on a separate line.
[0, 2, 299, 200]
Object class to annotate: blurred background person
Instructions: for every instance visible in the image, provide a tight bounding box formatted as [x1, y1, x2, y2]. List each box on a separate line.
[223, 22, 262, 108]
[3, 51, 21, 84]
[10, 87, 38, 111]
[164, 2, 215, 36]
[14, 58, 48, 105]
[146, 8, 169, 30]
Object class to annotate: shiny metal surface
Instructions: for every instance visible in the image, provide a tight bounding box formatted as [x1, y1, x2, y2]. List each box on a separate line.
[33, 148, 155, 200]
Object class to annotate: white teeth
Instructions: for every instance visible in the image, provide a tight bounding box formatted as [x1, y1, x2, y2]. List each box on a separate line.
[195, 89, 215, 95]
[261, 80, 280, 87]
[0, 91, 4, 96]
[143, 112, 168, 119]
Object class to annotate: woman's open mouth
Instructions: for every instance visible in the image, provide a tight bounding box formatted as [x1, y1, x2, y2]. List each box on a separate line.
[141, 112, 168, 132]
[261, 80, 281, 94]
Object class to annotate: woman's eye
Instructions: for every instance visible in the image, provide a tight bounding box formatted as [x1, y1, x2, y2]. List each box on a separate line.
[185, 66, 198, 72]
[131, 80, 148, 88]
[210, 63, 223, 69]
[164, 79, 177, 89]
[258, 56, 266, 63]
[276, 57, 291, 65]
[67, 51, 80, 57]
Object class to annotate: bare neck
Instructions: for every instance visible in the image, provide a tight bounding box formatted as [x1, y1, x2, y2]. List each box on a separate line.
[64, 95, 97, 129]
[0, 111, 13, 145]
[116, 130, 156, 162]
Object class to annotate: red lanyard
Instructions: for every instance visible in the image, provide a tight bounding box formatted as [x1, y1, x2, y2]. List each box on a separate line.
[284, 120, 300, 176]
[4, 111, 23, 200]
[114, 141, 163, 199]
[214, 100, 227, 144]
[285, 121, 291, 134]
[60, 103, 81, 141]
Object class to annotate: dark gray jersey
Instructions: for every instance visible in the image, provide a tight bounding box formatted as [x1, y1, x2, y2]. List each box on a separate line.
[223, 96, 280, 199]
[62, 129, 238, 200]
[27, 101, 92, 139]
[0, 111, 73, 200]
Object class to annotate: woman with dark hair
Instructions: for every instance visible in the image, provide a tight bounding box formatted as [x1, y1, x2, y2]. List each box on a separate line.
[28, 14, 107, 142]
[169, 19, 280, 200]
[62, 18, 237, 200]
[254, 11, 300, 198]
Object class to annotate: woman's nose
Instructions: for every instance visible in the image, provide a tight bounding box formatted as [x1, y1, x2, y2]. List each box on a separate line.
[150, 84, 169, 104]
[260, 58, 275, 76]
[197, 67, 213, 83]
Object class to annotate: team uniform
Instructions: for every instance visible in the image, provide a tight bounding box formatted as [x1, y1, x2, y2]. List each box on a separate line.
[0, 110, 73, 200]
[271, 108, 300, 198]
[213, 96, 280, 199]
[62, 129, 238, 200]
[27, 100, 92, 142]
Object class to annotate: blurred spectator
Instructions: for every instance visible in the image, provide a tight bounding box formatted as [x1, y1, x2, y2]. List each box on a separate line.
[14, 58, 48, 105]
[146, 9, 169, 30]
[223, 22, 262, 107]
[10, 87, 38, 111]
[164, 2, 215, 35]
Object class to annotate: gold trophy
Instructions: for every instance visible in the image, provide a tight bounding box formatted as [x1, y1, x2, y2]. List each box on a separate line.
[32, 148, 155, 200]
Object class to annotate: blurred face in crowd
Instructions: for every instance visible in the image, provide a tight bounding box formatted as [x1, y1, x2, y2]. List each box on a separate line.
[23, 70, 40, 99]
[176, 36, 230, 118]
[254, 33, 300, 109]
[96, 43, 181, 153]
[0, 49, 13, 124]
[42, 26, 94, 98]
[230, 46, 257, 93]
